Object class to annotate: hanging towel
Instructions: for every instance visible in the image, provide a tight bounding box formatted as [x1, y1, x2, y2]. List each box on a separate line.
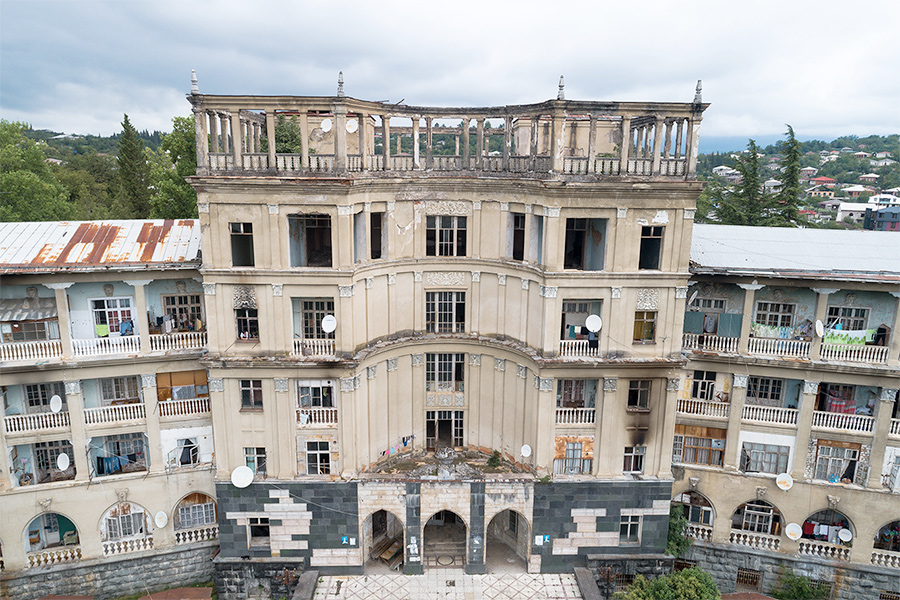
[95, 324, 109, 337]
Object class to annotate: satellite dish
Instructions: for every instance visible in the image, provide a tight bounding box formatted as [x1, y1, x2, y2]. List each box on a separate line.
[320, 118, 333, 133]
[521, 444, 532, 458]
[50, 395, 63, 413]
[154, 511, 168, 528]
[231, 465, 254, 489]
[815, 319, 825, 338]
[346, 119, 359, 134]
[776, 473, 793, 491]
[56, 453, 70, 471]
[688, 290, 699, 305]
[585, 315, 602, 333]
[785, 523, 802, 541]
[838, 528, 852, 542]
[321, 315, 337, 333]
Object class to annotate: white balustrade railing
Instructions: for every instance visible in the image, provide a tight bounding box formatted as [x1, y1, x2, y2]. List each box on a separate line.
[150, 331, 207, 352]
[558, 340, 599, 358]
[83, 403, 146, 425]
[508, 156, 531, 172]
[748, 337, 810, 358]
[742, 405, 799, 426]
[308, 154, 335, 172]
[175, 525, 219, 545]
[297, 407, 338, 427]
[821, 343, 889, 364]
[659, 158, 686, 176]
[433, 155, 461, 170]
[72, 336, 140, 357]
[4, 411, 70, 434]
[0, 339, 63, 362]
[798, 540, 850, 561]
[677, 399, 730, 419]
[627, 158, 653, 175]
[811, 411, 875, 433]
[390, 156, 413, 170]
[208, 153, 234, 170]
[27, 546, 82, 567]
[555, 408, 596, 425]
[241, 153, 269, 170]
[682, 333, 739, 353]
[871, 549, 900, 569]
[891, 419, 900, 438]
[686, 524, 713, 542]
[103, 536, 153, 556]
[729, 530, 781, 551]
[276, 154, 303, 171]
[292, 338, 335, 357]
[159, 397, 211, 418]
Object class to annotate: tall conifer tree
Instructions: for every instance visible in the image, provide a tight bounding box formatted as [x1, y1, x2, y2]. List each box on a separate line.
[117, 114, 151, 218]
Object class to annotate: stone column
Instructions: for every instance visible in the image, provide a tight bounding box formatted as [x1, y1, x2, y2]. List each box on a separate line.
[654, 377, 680, 479]
[208, 112, 219, 153]
[65, 380, 90, 481]
[425, 116, 433, 170]
[550, 105, 565, 173]
[791, 380, 820, 480]
[45, 283, 74, 358]
[635, 127, 645, 159]
[124, 280, 151, 354]
[533, 377, 554, 475]
[141, 374, 164, 474]
[595, 378, 620, 477]
[334, 103, 347, 172]
[529, 117, 538, 171]
[0, 392, 9, 489]
[674, 119, 684, 159]
[265, 111, 276, 169]
[299, 112, 310, 170]
[219, 113, 230, 154]
[736, 283, 764, 353]
[412, 117, 420, 169]
[662, 120, 672, 159]
[723, 374, 749, 471]
[475, 118, 484, 170]
[339, 375, 359, 479]
[382, 116, 390, 170]
[587, 114, 597, 169]
[543, 207, 562, 271]
[651, 118, 664, 174]
[503, 116, 511, 171]
[207, 376, 230, 478]
[619, 116, 631, 174]
[274, 378, 296, 479]
[889, 292, 900, 366]
[687, 117, 702, 177]
[193, 107, 208, 173]
[461, 118, 471, 170]
[230, 110, 243, 168]
[868, 388, 899, 488]
[358, 113, 368, 170]
[810, 288, 838, 360]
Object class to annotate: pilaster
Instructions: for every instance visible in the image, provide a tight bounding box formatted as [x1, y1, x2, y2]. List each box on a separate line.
[595, 378, 620, 478]
[737, 283, 764, 353]
[45, 283, 74, 358]
[723, 374, 748, 471]
[124, 279, 151, 354]
[65, 380, 90, 481]
[791, 380, 819, 481]
[868, 388, 898, 488]
[141, 374, 164, 474]
[274, 378, 295, 479]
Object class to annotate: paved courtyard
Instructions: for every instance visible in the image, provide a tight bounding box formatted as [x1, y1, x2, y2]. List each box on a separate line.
[312, 569, 583, 600]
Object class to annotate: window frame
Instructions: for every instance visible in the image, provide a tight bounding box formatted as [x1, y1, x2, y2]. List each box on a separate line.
[627, 380, 652, 411]
[25, 382, 66, 412]
[623, 446, 646, 473]
[106, 511, 145, 541]
[178, 502, 216, 529]
[161, 293, 204, 330]
[638, 225, 664, 270]
[248, 517, 270, 547]
[691, 371, 717, 401]
[235, 308, 259, 341]
[425, 353, 465, 392]
[244, 447, 267, 476]
[240, 379, 263, 409]
[306, 440, 331, 475]
[510, 212, 526, 261]
[426, 215, 467, 257]
[633, 311, 657, 343]
[746, 376, 784, 404]
[826, 305, 868, 331]
[230, 222, 255, 267]
[619, 514, 642, 544]
[674, 433, 725, 467]
[425, 291, 466, 334]
[90, 297, 133, 335]
[100, 376, 141, 405]
[297, 380, 335, 408]
[740, 442, 790, 474]
[754, 301, 795, 329]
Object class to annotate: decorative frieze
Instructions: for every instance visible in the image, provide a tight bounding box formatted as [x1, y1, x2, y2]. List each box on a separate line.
[337, 205, 353, 216]
[455, 393, 465, 406]
[652, 210, 669, 224]
[197, 203, 209, 214]
[274, 379, 289, 393]
[539, 285, 558, 298]
[424, 200, 469, 216]
[366, 277, 374, 289]
[684, 208, 695, 220]
[881, 388, 898, 403]
[339, 285, 355, 298]
[525, 204, 533, 214]
[538, 378, 553, 392]
[340, 376, 360, 392]
[667, 378, 680, 392]
[202, 283, 216, 296]
[414, 272, 423, 282]
[635, 288, 659, 310]
[471, 271, 481, 283]
[388, 274, 396, 285]
[499, 202, 509, 211]
[233, 285, 257, 309]
[424, 272, 466, 286]
[472, 201, 482, 211]
[546, 207, 560, 218]
[208, 378, 224, 393]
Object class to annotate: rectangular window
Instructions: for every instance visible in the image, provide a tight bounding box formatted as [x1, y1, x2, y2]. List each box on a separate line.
[560, 300, 602, 341]
[746, 377, 783, 406]
[740, 501, 774, 534]
[425, 353, 465, 392]
[426, 215, 467, 256]
[827, 306, 868, 331]
[162, 294, 203, 330]
[691, 371, 716, 401]
[248, 517, 270, 547]
[740, 442, 790, 474]
[817, 383, 856, 414]
[100, 376, 141, 404]
[564, 218, 606, 270]
[156, 370, 208, 403]
[620, 515, 642, 543]
[297, 381, 335, 408]
[673, 427, 726, 466]
[426, 292, 466, 334]
[627, 380, 651, 411]
[633, 311, 656, 342]
[623, 446, 646, 473]
[288, 215, 333, 267]
[240, 380, 263, 409]
[556, 379, 597, 408]
[174, 438, 199, 466]
[754, 302, 795, 328]
[101, 433, 147, 475]
[294, 298, 335, 340]
[244, 447, 267, 476]
[236, 308, 259, 340]
[34, 440, 75, 482]
[306, 441, 331, 475]
[24, 382, 66, 412]
[230, 222, 255, 267]
[91, 298, 133, 334]
[690, 298, 726, 312]
[370, 212, 384, 260]
[638, 226, 664, 270]
[107, 512, 144, 541]
[509, 213, 525, 261]
[815, 441, 859, 482]
[425, 410, 465, 449]
[2, 320, 57, 342]
[178, 502, 216, 529]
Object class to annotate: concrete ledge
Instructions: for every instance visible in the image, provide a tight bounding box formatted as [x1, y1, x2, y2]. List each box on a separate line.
[291, 570, 318, 600]
[574, 567, 602, 600]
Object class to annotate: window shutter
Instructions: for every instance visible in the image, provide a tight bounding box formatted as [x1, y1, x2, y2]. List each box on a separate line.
[683, 311, 703, 334]
[718, 313, 743, 338]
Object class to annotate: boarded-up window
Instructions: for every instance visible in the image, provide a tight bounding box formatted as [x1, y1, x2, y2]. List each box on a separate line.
[157, 370, 209, 402]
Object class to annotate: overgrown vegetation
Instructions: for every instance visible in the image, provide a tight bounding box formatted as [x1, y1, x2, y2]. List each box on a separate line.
[617, 567, 720, 600]
[487, 450, 501, 467]
[665, 503, 692, 557]
[770, 569, 831, 600]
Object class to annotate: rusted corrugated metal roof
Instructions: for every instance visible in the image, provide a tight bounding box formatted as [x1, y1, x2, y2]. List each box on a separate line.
[0, 220, 201, 273]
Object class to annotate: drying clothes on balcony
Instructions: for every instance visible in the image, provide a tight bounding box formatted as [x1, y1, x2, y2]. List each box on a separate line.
[119, 319, 134, 335]
[95, 323, 109, 337]
[823, 328, 874, 345]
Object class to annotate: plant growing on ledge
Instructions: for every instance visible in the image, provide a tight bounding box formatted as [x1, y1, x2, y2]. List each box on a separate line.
[666, 503, 692, 557]
[771, 569, 830, 600]
[487, 450, 501, 468]
[619, 567, 720, 600]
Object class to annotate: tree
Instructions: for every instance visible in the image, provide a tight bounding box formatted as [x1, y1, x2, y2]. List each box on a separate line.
[149, 116, 198, 219]
[260, 115, 306, 155]
[618, 567, 720, 600]
[770, 569, 830, 599]
[666, 503, 692, 557]
[715, 139, 778, 226]
[117, 114, 151, 218]
[773, 125, 802, 225]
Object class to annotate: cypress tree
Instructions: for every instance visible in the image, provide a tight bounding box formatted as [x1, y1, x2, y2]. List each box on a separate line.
[117, 114, 151, 218]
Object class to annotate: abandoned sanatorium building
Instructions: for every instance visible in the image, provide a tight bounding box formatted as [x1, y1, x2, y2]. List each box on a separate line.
[0, 82, 898, 600]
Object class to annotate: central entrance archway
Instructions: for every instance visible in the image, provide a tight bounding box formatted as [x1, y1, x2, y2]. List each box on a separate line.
[363, 509, 404, 573]
[486, 510, 529, 573]
[423, 510, 467, 568]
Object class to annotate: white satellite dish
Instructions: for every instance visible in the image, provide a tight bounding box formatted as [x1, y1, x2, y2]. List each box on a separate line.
[154, 511, 168, 528]
[785, 522, 802, 541]
[321, 118, 333, 133]
[838, 528, 852, 543]
[346, 119, 359, 134]
[688, 290, 699, 305]
[585, 314, 603, 333]
[520, 444, 532, 458]
[50, 395, 63, 413]
[56, 453, 70, 471]
[231, 465, 254, 489]
[776, 473, 793, 491]
[815, 319, 825, 338]
[321, 315, 337, 333]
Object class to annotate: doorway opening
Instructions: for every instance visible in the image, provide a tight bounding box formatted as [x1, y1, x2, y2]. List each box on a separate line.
[423, 510, 467, 568]
[426, 410, 464, 450]
[363, 509, 404, 573]
[485, 510, 529, 573]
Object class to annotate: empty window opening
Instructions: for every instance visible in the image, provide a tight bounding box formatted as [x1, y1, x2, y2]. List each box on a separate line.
[244, 447, 267, 476]
[426, 215, 467, 256]
[426, 292, 465, 333]
[426, 353, 465, 392]
[508, 213, 525, 260]
[564, 218, 606, 270]
[691, 371, 717, 401]
[248, 517, 270, 547]
[674, 491, 714, 526]
[560, 300, 602, 345]
[240, 379, 263, 409]
[627, 380, 651, 411]
[732, 500, 781, 535]
[638, 226, 663, 270]
[289, 215, 333, 267]
[230, 223, 255, 267]
[556, 379, 597, 409]
[236, 308, 259, 340]
[426, 410, 464, 450]
[619, 515, 641, 544]
[623, 446, 646, 473]
[531, 214, 544, 264]
[370, 212, 384, 259]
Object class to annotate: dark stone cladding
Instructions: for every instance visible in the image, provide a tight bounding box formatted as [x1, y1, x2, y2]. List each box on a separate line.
[404, 482, 423, 575]
[467, 481, 486, 574]
[531, 480, 673, 573]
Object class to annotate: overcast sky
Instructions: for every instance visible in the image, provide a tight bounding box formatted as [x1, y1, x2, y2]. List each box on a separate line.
[2, 0, 898, 152]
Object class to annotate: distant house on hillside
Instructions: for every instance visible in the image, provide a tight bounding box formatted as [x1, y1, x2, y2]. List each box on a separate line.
[870, 158, 897, 167]
[854, 151, 870, 159]
[859, 173, 880, 183]
[806, 185, 834, 199]
[841, 184, 871, 198]
[799, 166, 818, 180]
[810, 176, 837, 188]
[838, 201, 871, 223]
[763, 178, 782, 192]
[869, 194, 900, 207]
[874, 151, 893, 159]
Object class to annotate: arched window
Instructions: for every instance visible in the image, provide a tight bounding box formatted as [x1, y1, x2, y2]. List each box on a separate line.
[874, 521, 900, 553]
[673, 491, 714, 526]
[732, 500, 782, 536]
[100, 502, 151, 543]
[175, 493, 217, 530]
[803, 510, 853, 546]
[24, 513, 79, 552]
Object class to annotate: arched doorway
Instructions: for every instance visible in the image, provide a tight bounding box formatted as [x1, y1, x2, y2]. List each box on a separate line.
[423, 510, 467, 568]
[363, 509, 404, 573]
[731, 500, 783, 538]
[802, 509, 853, 546]
[485, 510, 529, 573]
[874, 520, 900, 553]
[24, 512, 80, 556]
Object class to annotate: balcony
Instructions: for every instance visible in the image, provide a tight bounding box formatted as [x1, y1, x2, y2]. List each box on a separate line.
[820, 343, 889, 364]
[83, 403, 146, 426]
[798, 539, 850, 562]
[150, 331, 207, 352]
[890, 419, 900, 439]
[557, 340, 599, 358]
[741, 405, 799, 427]
[26, 546, 82, 568]
[555, 408, 596, 425]
[159, 397, 211, 419]
[297, 407, 338, 427]
[682, 333, 739, 354]
[291, 338, 336, 358]
[102, 536, 153, 556]
[175, 525, 219, 545]
[729, 531, 781, 551]
[871, 550, 900, 569]
[4, 411, 70, 435]
[0, 340, 63, 362]
[747, 337, 810, 359]
[72, 336, 140, 357]
[811, 411, 875, 433]
[676, 399, 730, 419]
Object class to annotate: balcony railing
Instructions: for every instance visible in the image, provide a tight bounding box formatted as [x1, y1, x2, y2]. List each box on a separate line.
[27, 546, 82, 567]
[291, 338, 336, 358]
[175, 525, 219, 545]
[677, 399, 730, 419]
[558, 340, 599, 358]
[0, 339, 63, 362]
[741, 405, 799, 426]
[555, 407, 596, 425]
[102, 536, 153, 556]
[297, 407, 338, 427]
[871, 549, 900, 569]
[4, 411, 70, 435]
[729, 530, 781, 551]
[159, 397, 211, 418]
[83, 403, 146, 425]
[682, 333, 740, 354]
[686, 524, 713, 542]
[72, 336, 140, 357]
[811, 411, 875, 433]
[820, 343, 889, 364]
[150, 331, 207, 352]
[798, 540, 850, 562]
[891, 419, 900, 438]
[748, 337, 810, 359]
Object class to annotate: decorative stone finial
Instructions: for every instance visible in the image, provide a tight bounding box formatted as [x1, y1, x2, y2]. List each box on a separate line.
[191, 70, 199, 94]
[337, 71, 345, 97]
[557, 75, 565, 100]
[693, 79, 702, 103]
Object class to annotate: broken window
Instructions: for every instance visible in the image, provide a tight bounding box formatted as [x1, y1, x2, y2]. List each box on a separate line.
[508, 212, 525, 260]
[248, 517, 270, 547]
[740, 442, 790, 474]
[826, 305, 869, 331]
[244, 447, 267, 476]
[289, 215, 333, 267]
[627, 380, 651, 411]
[240, 379, 263, 409]
[673, 426, 725, 466]
[425, 292, 465, 333]
[553, 442, 591, 474]
[638, 226, 663, 270]
[425, 353, 465, 391]
[556, 379, 597, 409]
[306, 441, 331, 475]
[91, 298, 133, 335]
[297, 381, 334, 408]
[230, 222, 255, 267]
[425, 410, 464, 449]
[564, 218, 606, 270]
[623, 446, 646, 473]
[733, 500, 780, 535]
[370, 212, 384, 259]
[691, 371, 716, 401]
[426, 215, 466, 256]
[2, 320, 58, 342]
[814, 441, 859, 483]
